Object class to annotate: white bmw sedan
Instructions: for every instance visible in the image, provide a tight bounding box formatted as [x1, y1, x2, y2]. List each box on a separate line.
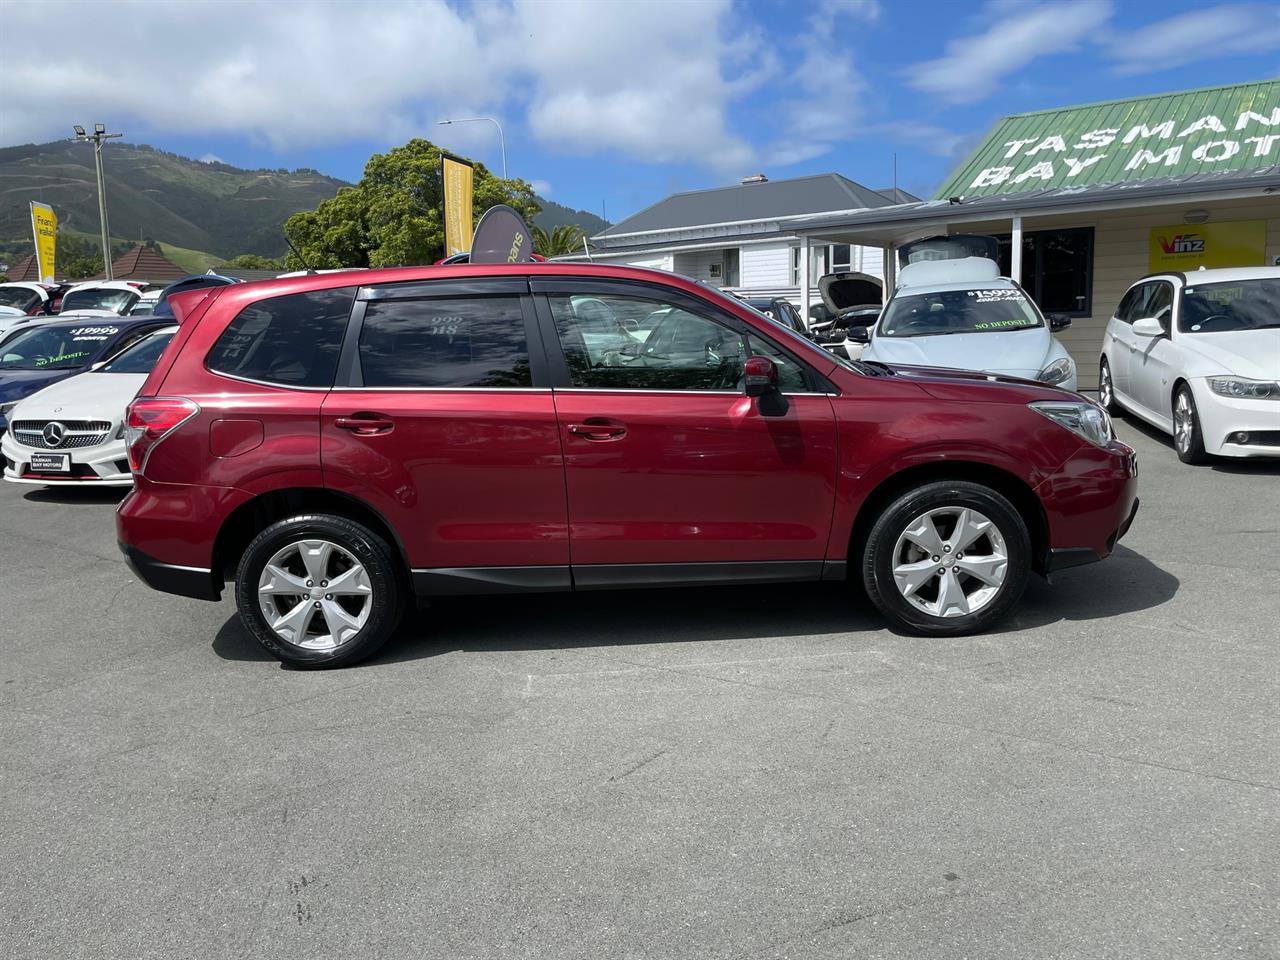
[1099, 267, 1280, 464]
[2, 325, 176, 485]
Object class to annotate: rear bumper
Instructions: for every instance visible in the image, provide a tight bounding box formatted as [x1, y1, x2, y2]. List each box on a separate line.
[119, 542, 222, 601]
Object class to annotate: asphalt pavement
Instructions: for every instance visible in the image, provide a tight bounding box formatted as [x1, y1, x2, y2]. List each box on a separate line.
[1, 417, 1277, 960]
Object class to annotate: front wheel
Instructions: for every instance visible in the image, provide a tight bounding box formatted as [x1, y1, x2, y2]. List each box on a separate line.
[235, 514, 404, 668]
[861, 481, 1030, 636]
[1173, 384, 1209, 465]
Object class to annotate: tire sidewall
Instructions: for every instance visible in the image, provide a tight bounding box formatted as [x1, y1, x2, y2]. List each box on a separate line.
[862, 481, 1031, 636]
[1175, 385, 1208, 465]
[235, 514, 402, 668]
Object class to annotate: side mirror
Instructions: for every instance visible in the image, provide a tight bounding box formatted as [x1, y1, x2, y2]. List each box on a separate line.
[1132, 317, 1164, 338]
[744, 355, 789, 417]
[846, 326, 871, 345]
[1049, 314, 1072, 332]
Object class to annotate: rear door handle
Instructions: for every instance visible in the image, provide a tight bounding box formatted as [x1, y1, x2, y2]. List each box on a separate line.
[567, 418, 627, 441]
[335, 415, 395, 436]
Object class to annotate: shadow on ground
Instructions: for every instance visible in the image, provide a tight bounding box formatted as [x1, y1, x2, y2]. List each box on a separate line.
[23, 487, 128, 505]
[213, 544, 1179, 666]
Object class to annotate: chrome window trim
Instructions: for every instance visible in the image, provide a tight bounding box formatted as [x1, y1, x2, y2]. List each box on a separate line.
[329, 386, 552, 393]
[206, 369, 333, 392]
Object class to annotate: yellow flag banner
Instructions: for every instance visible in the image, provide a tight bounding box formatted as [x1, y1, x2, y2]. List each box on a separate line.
[30, 201, 57, 283]
[441, 154, 475, 257]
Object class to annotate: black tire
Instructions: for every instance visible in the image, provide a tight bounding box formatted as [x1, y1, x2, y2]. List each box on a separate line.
[234, 513, 404, 668]
[1173, 384, 1209, 465]
[1098, 356, 1120, 415]
[861, 481, 1030, 637]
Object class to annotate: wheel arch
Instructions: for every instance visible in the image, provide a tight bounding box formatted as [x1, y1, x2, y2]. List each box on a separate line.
[847, 461, 1050, 577]
[212, 487, 413, 591]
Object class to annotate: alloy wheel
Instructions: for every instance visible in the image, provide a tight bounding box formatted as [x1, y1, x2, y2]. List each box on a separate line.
[1099, 362, 1113, 408]
[1174, 390, 1193, 453]
[257, 539, 373, 650]
[891, 507, 1008, 618]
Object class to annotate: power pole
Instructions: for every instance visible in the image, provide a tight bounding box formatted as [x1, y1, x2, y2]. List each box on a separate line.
[72, 124, 123, 279]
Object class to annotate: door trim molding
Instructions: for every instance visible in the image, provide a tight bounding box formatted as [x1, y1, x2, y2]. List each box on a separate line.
[412, 566, 572, 595]
[572, 560, 823, 590]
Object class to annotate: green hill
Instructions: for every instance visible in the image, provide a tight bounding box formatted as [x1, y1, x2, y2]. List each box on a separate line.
[0, 140, 608, 262]
[0, 141, 350, 260]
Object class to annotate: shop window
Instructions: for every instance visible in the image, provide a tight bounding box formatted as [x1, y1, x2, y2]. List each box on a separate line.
[995, 227, 1093, 317]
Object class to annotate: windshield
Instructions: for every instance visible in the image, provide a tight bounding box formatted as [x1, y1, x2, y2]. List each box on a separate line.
[880, 287, 1042, 338]
[0, 323, 123, 371]
[100, 330, 174, 373]
[1180, 279, 1280, 333]
[0, 288, 40, 312]
[59, 288, 139, 315]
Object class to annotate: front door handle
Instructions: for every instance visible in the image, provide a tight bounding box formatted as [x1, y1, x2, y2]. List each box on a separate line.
[335, 414, 395, 436]
[567, 418, 627, 441]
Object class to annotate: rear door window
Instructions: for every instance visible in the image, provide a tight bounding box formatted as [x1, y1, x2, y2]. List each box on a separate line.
[357, 295, 531, 388]
[207, 289, 353, 387]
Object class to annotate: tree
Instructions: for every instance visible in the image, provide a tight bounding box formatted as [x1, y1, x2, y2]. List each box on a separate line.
[225, 253, 283, 270]
[283, 139, 541, 270]
[532, 223, 587, 258]
[57, 232, 104, 279]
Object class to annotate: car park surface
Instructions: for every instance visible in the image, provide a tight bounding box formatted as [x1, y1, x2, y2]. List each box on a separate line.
[0, 417, 1275, 960]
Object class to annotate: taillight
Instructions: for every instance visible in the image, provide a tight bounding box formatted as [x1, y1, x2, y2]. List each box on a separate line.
[125, 397, 199, 474]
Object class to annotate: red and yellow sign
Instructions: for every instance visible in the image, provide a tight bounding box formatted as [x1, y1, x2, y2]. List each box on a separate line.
[30, 201, 57, 282]
[441, 154, 475, 257]
[1149, 219, 1265, 272]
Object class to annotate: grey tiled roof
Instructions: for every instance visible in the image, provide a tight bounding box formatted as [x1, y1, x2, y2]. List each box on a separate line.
[598, 173, 898, 238]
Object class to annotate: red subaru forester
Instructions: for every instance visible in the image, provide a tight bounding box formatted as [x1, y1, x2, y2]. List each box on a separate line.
[117, 264, 1138, 668]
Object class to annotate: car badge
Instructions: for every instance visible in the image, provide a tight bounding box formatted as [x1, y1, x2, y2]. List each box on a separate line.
[43, 421, 66, 448]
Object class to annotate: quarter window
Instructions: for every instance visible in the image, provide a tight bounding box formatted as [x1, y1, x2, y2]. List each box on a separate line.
[208, 289, 353, 386]
[548, 293, 747, 391]
[358, 296, 531, 388]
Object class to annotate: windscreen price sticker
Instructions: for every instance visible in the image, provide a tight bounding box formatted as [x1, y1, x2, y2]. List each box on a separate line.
[70, 326, 119, 341]
[967, 289, 1023, 303]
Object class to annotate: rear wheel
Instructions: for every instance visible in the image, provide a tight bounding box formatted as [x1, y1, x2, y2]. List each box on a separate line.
[235, 514, 404, 668]
[862, 481, 1030, 636]
[1098, 357, 1119, 415]
[1173, 384, 1208, 465]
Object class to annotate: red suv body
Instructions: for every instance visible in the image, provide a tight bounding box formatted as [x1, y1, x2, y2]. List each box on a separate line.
[117, 264, 1138, 667]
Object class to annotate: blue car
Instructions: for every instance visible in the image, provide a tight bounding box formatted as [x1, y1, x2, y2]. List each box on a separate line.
[0, 317, 171, 430]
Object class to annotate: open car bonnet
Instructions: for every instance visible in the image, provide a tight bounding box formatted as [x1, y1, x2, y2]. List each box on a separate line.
[818, 272, 883, 313]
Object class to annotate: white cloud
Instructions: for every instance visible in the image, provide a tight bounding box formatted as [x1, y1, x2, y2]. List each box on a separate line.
[1104, 4, 1280, 76]
[529, 179, 552, 197]
[198, 153, 223, 164]
[0, 0, 772, 174]
[905, 0, 1113, 104]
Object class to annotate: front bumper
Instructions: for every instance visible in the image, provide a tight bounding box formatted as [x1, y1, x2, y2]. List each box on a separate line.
[2, 432, 133, 485]
[119, 542, 221, 601]
[1037, 438, 1139, 576]
[1192, 382, 1280, 458]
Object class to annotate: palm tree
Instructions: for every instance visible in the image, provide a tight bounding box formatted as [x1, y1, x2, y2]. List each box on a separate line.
[532, 223, 588, 258]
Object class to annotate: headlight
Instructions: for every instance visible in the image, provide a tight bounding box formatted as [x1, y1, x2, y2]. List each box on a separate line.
[1207, 377, 1280, 400]
[0, 401, 16, 418]
[1036, 357, 1074, 385]
[1030, 400, 1112, 448]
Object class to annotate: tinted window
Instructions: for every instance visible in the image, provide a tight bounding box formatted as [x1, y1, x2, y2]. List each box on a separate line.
[101, 331, 175, 374]
[0, 323, 125, 370]
[208, 288, 352, 387]
[549, 293, 746, 391]
[1114, 286, 1143, 324]
[60, 288, 139, 314]
[1145, 282, 1174, 330]
[359, 296, 531, 388]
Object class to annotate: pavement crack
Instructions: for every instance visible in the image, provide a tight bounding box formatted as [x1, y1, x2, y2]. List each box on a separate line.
[608, 747, 669, 782]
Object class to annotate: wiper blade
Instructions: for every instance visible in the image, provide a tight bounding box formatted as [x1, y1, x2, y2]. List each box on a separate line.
[851, 359, 894, 376]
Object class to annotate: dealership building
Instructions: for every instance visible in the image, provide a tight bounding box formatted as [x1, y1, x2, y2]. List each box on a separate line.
[791, 79, 1280, 389]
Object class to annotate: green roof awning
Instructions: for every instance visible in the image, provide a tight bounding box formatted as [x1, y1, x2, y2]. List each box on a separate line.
[936, 80, 1280, 201]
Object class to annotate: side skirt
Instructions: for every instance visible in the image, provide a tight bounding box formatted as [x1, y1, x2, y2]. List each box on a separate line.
[412, 561, 829, 595]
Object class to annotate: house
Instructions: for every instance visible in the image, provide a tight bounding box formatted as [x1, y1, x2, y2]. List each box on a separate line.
[574, 173, 918, 319]
[90, 244, 189, 283]
[789, 79, 1280, 389]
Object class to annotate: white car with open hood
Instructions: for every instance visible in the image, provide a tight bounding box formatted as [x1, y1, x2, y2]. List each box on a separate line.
[1099, 266, 1280, 463]
[2, 325, 176, 485]
[858, 258, 1078, 391]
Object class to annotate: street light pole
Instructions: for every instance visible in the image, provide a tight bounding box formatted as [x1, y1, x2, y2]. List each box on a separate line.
[437, 117, 507, 179]
[71, 123, 123, 279]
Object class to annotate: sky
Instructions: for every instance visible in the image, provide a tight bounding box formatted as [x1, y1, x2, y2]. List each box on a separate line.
[2, 0, 1279, 224]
